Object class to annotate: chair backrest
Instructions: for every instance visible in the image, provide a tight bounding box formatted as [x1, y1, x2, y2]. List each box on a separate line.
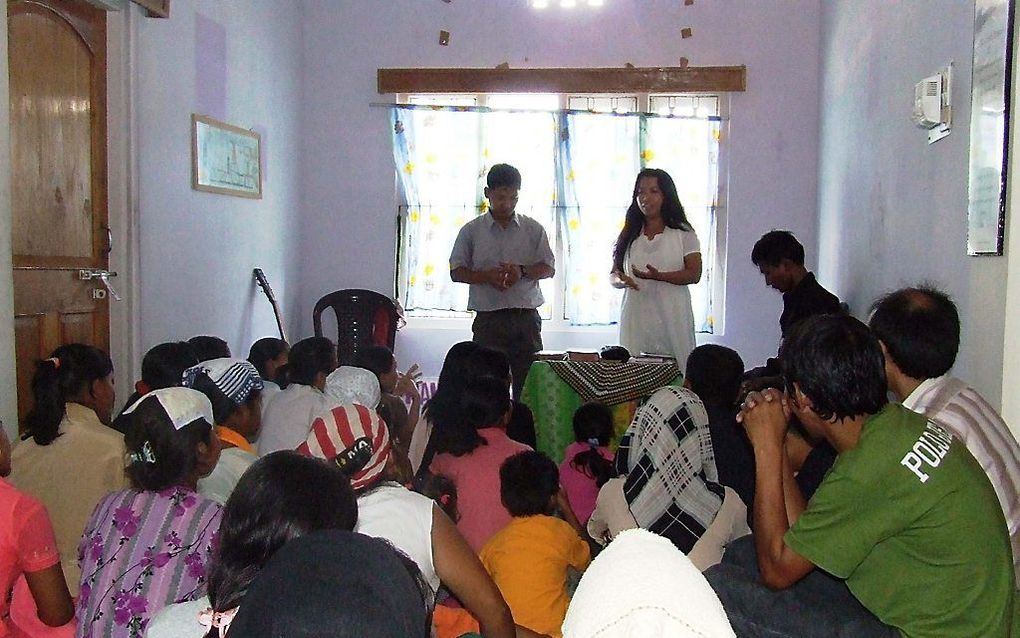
[312, 289, 399, 366]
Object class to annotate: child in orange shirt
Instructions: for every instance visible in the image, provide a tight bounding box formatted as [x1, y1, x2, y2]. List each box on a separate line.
[480, 451, 590, 638]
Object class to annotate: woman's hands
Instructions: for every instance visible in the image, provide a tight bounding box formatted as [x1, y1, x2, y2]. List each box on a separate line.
[609, 270, 640, 290]
[631, 264, 662, 281]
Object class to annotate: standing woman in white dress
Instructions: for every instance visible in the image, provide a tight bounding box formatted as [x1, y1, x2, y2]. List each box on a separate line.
[611, 168, 702, 369]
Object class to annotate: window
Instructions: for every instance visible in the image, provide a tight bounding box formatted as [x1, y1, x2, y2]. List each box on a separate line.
[392, 93, 726, 332]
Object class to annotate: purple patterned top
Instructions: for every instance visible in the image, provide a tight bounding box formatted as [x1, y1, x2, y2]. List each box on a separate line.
[75, 487, 222, 638]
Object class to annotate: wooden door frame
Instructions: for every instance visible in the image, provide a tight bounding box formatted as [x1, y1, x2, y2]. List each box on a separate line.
[103, 3, 140, 410]
[0, 6, 16, 435]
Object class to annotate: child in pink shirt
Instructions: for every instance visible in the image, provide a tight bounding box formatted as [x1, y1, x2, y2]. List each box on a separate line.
[559, 403, 615, 527]
[430, 377, 531, 552]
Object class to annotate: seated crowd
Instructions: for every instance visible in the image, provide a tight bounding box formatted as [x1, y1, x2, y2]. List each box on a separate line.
[0, 233, 1017, 638]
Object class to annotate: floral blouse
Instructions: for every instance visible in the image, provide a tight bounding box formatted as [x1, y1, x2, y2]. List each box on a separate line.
[75, 487, 222, 638]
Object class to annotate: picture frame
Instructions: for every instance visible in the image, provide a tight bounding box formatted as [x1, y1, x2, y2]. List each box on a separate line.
[191, 114, 262, 199]
[131, 0, 170, 18]
[967, 0, 1015, 255]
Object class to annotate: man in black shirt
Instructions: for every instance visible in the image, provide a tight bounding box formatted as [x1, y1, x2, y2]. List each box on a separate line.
[747, 231, 842, 499]
[752, 230, 842, 339]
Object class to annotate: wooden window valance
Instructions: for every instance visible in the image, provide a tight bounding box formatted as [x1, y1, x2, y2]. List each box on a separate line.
[377, 65, 746, 95]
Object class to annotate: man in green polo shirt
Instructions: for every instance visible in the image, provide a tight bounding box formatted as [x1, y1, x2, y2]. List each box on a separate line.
[706, 314, 1015, 637]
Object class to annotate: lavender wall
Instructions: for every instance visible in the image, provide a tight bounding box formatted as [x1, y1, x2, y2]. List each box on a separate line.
[134, 0, 304, 357]
[298, 0, 823, 376]
[817, 0, 1007, 405]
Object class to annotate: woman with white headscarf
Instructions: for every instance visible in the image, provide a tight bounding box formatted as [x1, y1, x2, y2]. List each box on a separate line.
[562, 528, 735, 637]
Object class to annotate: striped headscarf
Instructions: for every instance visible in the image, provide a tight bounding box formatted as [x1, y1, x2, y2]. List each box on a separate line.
[182, 357, 263, 406]
[297, 404, 391, 490]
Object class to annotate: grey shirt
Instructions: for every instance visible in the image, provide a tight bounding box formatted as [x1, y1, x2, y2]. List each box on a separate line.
[449, 212, 555, 311]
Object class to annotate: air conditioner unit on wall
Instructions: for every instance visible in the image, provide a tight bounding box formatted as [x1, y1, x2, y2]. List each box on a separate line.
[914, 64, 953, 144]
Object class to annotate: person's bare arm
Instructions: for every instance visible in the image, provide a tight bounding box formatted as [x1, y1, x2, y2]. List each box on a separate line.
[555, 486, 584, 535]
[781, 444, 808, 527]
[739, 390, 815, 589]
[25, 564, 73, 626]
[521, 262, 554, 280]
[784, 431, 813, 473]
[431, 506, 516, 638]
[632, 252, 702, 285]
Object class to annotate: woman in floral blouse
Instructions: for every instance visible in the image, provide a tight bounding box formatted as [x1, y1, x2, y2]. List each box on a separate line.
[76, 387, 223, 638]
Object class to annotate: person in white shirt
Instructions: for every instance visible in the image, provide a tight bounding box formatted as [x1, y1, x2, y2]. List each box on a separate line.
[257, 337, 335, 455]
[869, 285, 1020, 584]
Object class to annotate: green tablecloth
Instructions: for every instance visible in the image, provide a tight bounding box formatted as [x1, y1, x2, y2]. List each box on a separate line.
[521, 360, 682, 463]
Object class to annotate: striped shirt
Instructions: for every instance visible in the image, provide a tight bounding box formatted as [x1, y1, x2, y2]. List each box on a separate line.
[76, 487, 222, 638]
[903, 376, 1020, 583]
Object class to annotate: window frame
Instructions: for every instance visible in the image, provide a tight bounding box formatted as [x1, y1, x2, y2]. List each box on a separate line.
[394, 91, 731, 335]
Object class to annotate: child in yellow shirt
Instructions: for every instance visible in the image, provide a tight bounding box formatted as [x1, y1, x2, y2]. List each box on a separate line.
[480, 451, 591, 638]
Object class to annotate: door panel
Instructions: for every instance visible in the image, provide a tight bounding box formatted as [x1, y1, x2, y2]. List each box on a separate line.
[10, 10, 94, 258]
[9, 0, 109, 431]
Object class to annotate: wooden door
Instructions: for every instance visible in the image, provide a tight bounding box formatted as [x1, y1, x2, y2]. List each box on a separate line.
[9, 0, 109, 430]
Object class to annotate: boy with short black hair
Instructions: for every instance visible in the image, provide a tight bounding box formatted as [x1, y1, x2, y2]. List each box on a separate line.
[480, 451, 590, 638]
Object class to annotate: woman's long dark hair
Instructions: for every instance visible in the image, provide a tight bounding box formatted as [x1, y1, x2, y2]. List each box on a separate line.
[419, 344, 511, 471]
[612, 168, 693, 272]
[417, 342, 479, 475]
[204, 451, 358, 637]
[431, 376, 511, 457]
[23, 344, 113, 445]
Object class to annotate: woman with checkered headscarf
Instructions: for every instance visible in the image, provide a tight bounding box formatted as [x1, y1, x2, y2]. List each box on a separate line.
[588, 386, 750, 571]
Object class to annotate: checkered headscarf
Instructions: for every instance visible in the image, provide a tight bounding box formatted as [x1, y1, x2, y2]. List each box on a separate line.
[615, 386, 724, 552]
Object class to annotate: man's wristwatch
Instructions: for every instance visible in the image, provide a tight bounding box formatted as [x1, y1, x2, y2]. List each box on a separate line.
[519, 264, 529, 280]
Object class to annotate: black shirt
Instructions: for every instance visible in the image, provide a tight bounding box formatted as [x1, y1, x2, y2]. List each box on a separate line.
[780, 272, 842, 338]
[706, 403, 756, 523]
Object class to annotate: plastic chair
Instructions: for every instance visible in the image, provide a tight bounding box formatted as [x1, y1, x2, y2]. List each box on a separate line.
[312, 289, 399, 365]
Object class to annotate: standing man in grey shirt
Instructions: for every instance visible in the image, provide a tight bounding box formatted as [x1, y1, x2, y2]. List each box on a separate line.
[449, 163, 555, 399]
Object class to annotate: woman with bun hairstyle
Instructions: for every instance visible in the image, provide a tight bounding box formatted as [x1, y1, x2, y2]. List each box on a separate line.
[10, 344, 126, 594]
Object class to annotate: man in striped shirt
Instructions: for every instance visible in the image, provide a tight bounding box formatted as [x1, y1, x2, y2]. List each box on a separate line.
[870, 285, 1020, 584]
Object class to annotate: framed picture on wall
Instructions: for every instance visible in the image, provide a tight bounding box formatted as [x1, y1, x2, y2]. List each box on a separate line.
[967, 0, 1015, 255]
[191, 114, 262, 199]
[132, 0, 170, 18]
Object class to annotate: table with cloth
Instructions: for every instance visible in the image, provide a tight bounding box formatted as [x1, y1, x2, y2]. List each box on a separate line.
[520, 360, 682, 463]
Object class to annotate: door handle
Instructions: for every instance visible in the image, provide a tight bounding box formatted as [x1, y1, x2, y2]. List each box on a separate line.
[79, 269, 122, 301]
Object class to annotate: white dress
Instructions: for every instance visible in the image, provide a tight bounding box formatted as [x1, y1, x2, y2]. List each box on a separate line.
[618, 226, 700, 367]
